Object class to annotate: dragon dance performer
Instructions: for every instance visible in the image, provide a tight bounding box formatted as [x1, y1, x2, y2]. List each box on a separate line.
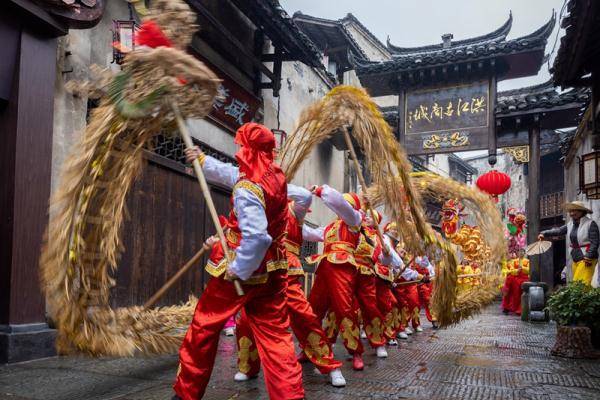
[501, 249, 530, 315]
[385, 224, 423, 339]
[306, 185, 366, 371]
[539, 201, 599, 287]
[414, 256, 437, 328]
[457, 259, 474, 293]
[173, 123, 303, 400]
[325, 210, 403, 358]
[234, 186, 346, 387]
[376, 223, 406, 345]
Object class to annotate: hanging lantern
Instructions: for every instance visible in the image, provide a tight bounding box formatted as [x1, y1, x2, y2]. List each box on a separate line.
[476, 170, 511, 202]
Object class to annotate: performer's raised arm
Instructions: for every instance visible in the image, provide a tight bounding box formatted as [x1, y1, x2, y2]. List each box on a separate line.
[302, 224, 325, 242]
[229, 182, 272, 280]
[312, 184, 362, 227]
[288, 184, 312, 221]
[185, 146, 239, 188]
[379, 235, 404, 270]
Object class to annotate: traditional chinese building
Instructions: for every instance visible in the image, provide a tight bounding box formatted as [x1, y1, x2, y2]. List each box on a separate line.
[551, 0, 600, 280]
[1, 0, 351, 363]
[468, 80, 588, 285]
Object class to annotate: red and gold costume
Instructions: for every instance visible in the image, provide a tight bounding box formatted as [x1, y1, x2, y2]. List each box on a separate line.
[235, 201, 342, 377]
[307, 189, 364, 361]
[415, 257, 436, 323]
[394, 274, 421, 330]
[324, 220, 388, 348]
[174, 124, 303, 400]
[374, 261, 403, 340]
[501, 257, 530, 315]
[352, 224, 387, 347]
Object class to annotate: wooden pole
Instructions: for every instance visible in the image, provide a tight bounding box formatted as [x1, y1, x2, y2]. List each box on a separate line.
[144, 244, 210, 309]
[171, 102, 244, 296]
[395, 273, 480, 287]
[341, 126, 389, 254]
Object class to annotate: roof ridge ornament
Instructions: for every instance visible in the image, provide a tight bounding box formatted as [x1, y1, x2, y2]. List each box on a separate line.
[442, 33, 454, 49]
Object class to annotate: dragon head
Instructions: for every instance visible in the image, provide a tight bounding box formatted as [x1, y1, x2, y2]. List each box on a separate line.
[441, 199, 464, 235]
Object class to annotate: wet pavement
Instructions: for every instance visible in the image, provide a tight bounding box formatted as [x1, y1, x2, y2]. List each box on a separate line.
[1, 302, 599, 400]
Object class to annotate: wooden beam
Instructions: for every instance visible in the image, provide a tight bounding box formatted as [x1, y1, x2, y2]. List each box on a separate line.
[488, 75, 497, 165]
[188, 0, 276, 82]
[527, 120, 544, 284]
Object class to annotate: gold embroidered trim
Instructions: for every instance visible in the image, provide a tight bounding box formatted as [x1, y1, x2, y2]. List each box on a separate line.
[233, 180, 265, 208]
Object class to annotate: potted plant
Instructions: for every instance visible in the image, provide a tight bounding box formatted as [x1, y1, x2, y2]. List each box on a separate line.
[545, 281, 600, 358]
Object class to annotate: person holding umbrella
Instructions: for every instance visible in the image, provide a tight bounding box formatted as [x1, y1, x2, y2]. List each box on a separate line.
[538, 201, 599, 286]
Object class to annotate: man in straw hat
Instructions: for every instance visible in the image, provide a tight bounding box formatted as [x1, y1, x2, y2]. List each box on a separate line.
[539, 201, 599, 286]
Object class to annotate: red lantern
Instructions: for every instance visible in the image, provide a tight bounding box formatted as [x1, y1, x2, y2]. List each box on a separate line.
[476, 170, 511, 202]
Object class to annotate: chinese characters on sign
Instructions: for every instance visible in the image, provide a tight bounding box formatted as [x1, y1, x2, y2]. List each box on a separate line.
[402, 81, 491, 154]
[211, 82, 258, 130]
[192, 51, 261, 133]
[407, 96, 487, 130]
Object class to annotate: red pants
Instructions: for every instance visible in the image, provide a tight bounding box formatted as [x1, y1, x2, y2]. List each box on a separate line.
[355, 273, 386, 347]
[325, 274, 388, 348]
[236, 275, 342, 376]
[174, 272, 303, 400]
[309, 260, 363, 355]
[417, 282, 435, 322]
[393, 282, 421, 329]
[502, 274, 528, 315]
[376, 279, 401, 340]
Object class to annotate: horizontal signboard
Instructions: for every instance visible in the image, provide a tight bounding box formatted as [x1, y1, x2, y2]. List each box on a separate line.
[402, 80, 493, 154]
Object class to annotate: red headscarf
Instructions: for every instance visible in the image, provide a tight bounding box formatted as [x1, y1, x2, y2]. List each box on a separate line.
[234, 123, 277, 183]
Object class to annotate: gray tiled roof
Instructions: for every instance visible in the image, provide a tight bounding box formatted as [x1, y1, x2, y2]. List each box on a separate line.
[386, 13, 513, 56]
[355, 12, 555, 75]
[496, 80, 589, 115]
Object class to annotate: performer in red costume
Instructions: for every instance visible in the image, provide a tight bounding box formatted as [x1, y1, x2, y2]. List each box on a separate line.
[391, 240, 425, 338]
[501, 249, 530, 315]
[306, 185, 366, 370]
[414, 256, 437, 329]
[377, 223, 406, 344]
[325, 210, 403, 358]
[173, 123, 303, 400]
[234, 186, 345, 387]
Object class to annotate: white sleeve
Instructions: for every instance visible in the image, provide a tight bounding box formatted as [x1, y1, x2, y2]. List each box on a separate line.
[203, 155, 239, 189]
[379, 236, 403, 269]
[427, 262, 435, 277]
[401, 267, 419, 281]
[229, 188, 272, 280]
[287, 184, 312, 221]
[302, 225, 325, 242]
[319, 185, 362, 227]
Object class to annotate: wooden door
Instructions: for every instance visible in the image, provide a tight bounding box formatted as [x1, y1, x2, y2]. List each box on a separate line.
[112, 152, 231, 308]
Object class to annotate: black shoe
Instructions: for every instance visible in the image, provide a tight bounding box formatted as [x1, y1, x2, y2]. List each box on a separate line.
[431, 321, 438, 329]
[502, 309, 509, 315]
[172, 395, 182, 400]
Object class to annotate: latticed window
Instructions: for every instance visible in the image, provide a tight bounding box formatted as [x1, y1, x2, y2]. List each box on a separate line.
[149, 134, 237, 167]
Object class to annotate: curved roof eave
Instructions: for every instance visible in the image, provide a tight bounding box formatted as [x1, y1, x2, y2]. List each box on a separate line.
[386, 12, 513, 56]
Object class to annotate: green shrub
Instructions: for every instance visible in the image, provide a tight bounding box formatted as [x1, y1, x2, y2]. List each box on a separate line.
[545, 281, 600, 327]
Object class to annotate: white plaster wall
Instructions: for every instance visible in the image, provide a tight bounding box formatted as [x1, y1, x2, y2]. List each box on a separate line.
[343, 24, 390, 62]
[263, 61, 344, 226]
[564, 131, 600, 215]
[52, 1, 130, 196]
[467, 152, 528, 217]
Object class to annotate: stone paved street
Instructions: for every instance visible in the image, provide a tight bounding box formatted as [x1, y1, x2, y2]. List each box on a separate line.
[1, 303, 599, 400]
